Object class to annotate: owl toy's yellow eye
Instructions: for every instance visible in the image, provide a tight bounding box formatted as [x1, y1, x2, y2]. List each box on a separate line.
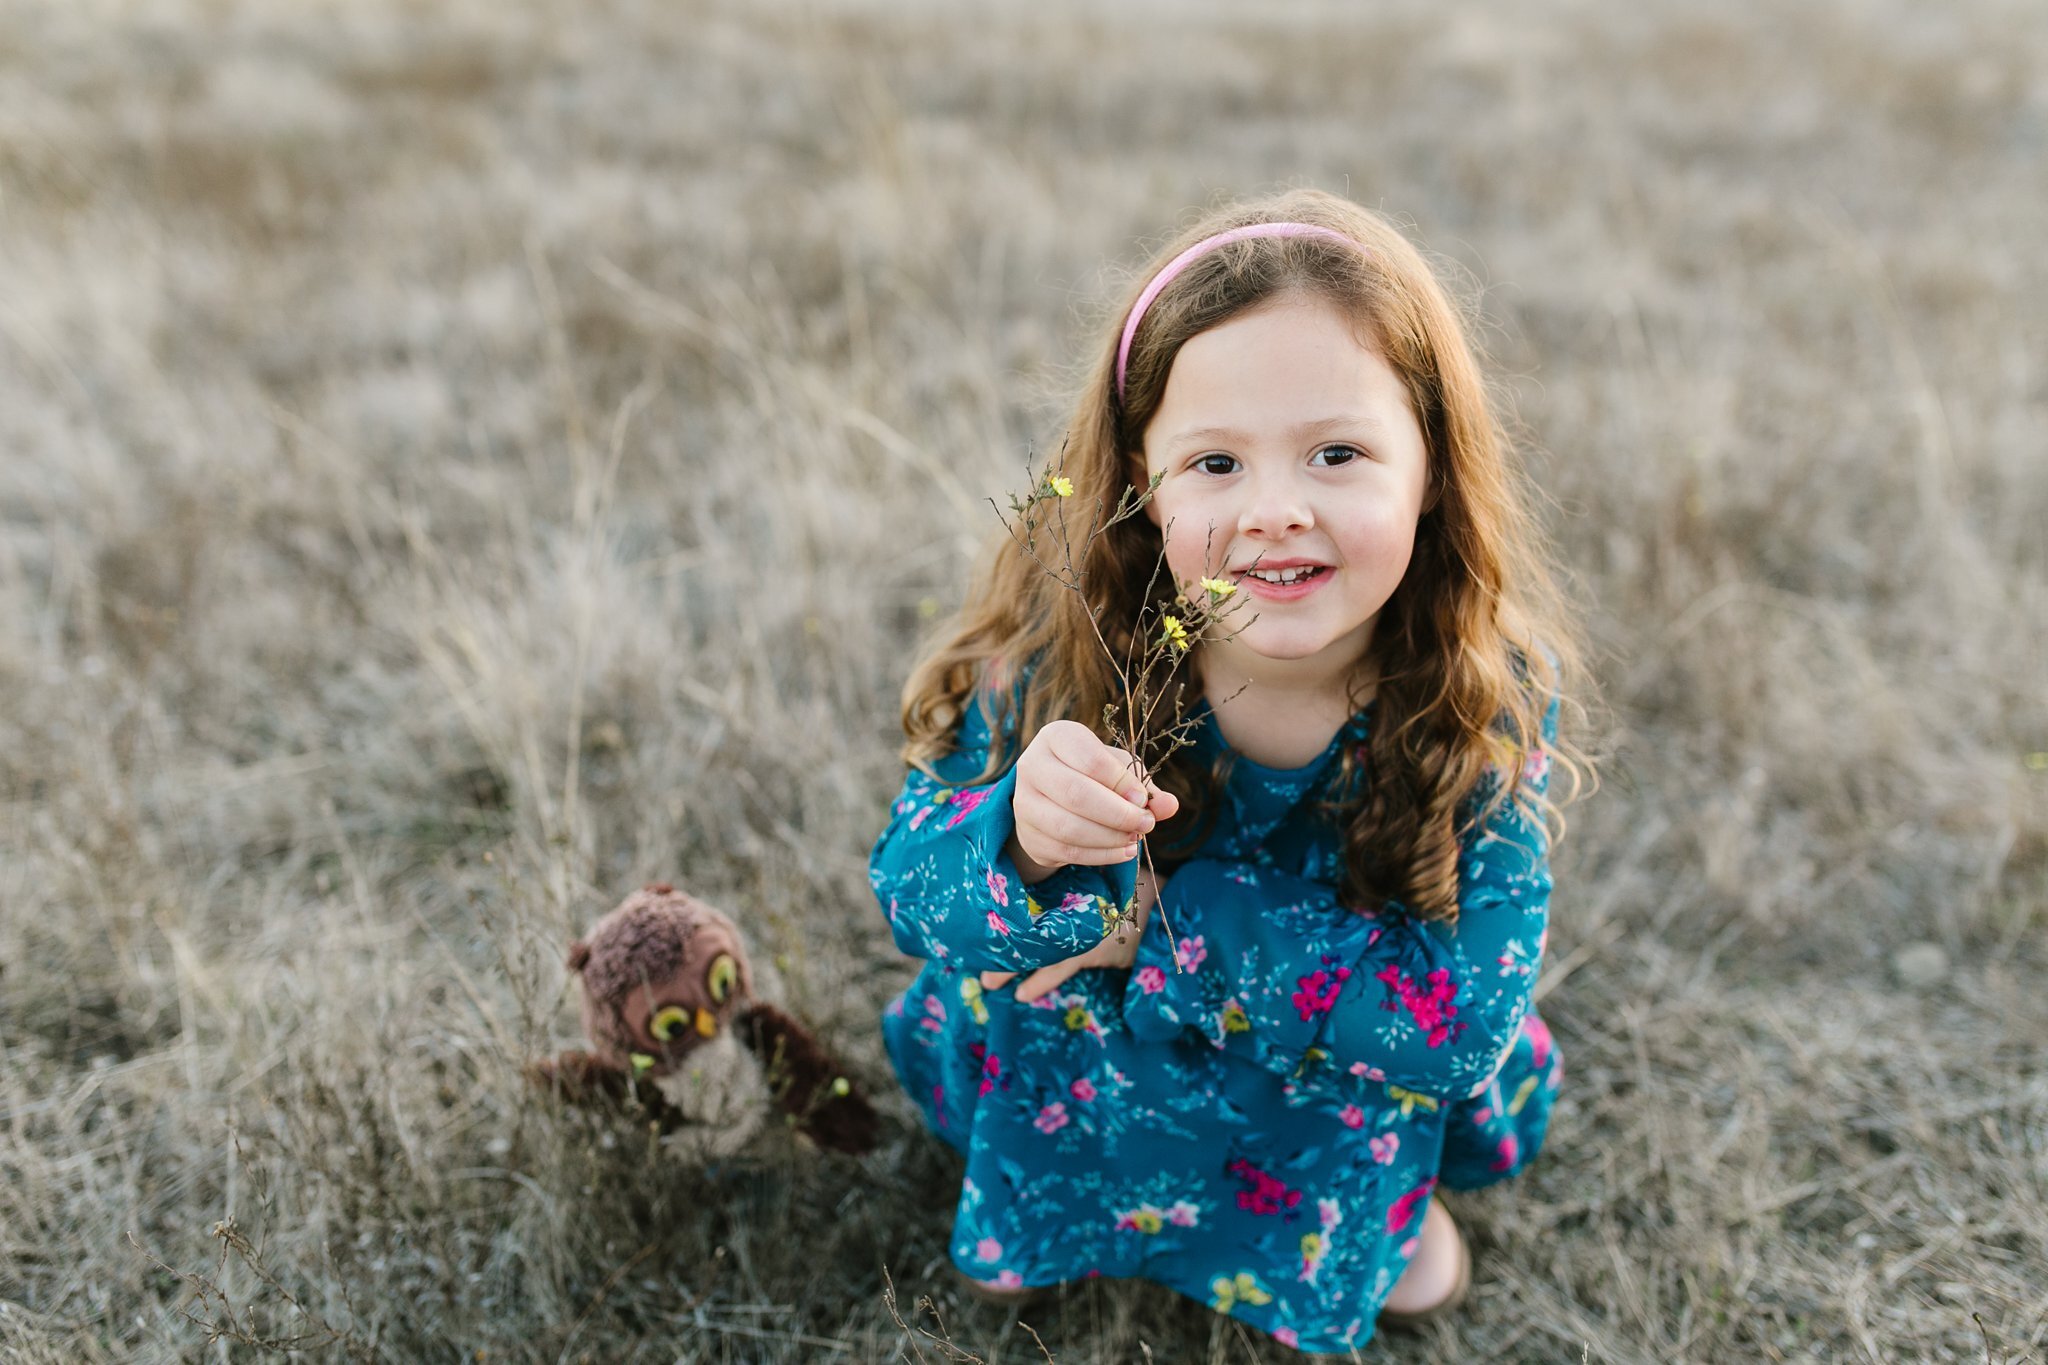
[707, 953, 738, 1004]
[649, 1005, 692, 1042]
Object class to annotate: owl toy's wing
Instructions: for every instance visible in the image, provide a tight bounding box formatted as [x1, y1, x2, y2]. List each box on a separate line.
[735, 1002, 882, 1156]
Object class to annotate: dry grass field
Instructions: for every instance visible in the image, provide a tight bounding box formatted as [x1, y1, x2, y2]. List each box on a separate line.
[3, 0, 2045, 1359]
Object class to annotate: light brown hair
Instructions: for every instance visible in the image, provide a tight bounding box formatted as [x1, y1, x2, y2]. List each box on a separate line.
[900, 188, 1591, 922]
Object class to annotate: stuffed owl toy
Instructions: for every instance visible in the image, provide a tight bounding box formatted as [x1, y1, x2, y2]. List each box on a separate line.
[526, 883, 879, 1159]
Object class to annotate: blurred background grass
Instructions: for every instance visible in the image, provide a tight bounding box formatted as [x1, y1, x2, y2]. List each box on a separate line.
[1, 0, 2043, 1360]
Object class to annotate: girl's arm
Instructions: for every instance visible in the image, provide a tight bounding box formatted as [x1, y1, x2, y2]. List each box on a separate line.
[870, 695, 1140, 974]
[1122, 698, 1559, 1101]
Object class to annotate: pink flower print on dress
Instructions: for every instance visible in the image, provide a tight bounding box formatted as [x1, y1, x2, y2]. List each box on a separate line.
[1492, 1134, 1520, 1172]
[1226, 1158, 1304, 1217]
[1338, 1105, 1365, 1130]
[920, 994, 946, 1031]
[1166, 1200, 1200, 1227]
[1274, 1328, 1299, 1347]
[991, 1269, 1024, 1289]
[1524, 748, 1551, 783]
[1386, 1176, 1436, 1233]
[969, 1044, 1002, 1098]
[976, 1237, 1003, 1262]
[1058, 890, 1093, 913]
[1374, 963, 1463, 1047]
[944, 788, 990, 829]
[1369, 1133, 1399, 1165]
[1034, 1102, 1069, 1134]
[1176, 934, 1208, 972]
[986, 910, 1011, 936]
[1070, 1077, 1097, 1103]
[1291, 959, 1353, 1021]
[1348, 1060, 1387, 1082]
[1135, 965, 1166, 994]
[1525, 1013, 1555, 1070]
[985, 867, 1009, 907]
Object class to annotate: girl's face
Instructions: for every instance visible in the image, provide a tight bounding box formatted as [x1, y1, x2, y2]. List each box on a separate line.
[1140, 291, 1430, 681]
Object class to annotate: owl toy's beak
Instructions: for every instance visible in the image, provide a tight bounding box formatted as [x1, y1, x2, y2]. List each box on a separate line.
[694, 1007, 717, 1039]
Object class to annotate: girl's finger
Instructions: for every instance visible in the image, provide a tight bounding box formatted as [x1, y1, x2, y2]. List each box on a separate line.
[1024, 800, 1148, 855]
[1014, 957, 1087, 1004]
[1043, 758, 1156, 834]
[1049, 728, 1156, 809]
[979, 971, 1016, 991]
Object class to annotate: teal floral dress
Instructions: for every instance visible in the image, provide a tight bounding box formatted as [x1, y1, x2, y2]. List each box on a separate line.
[872, 690, 1563, 1355]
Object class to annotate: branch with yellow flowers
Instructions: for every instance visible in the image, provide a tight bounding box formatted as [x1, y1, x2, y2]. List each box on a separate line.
[993, 452, 1253, 942]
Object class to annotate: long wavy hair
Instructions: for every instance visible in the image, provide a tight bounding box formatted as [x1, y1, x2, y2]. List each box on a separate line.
[900, 188, 1591, 922]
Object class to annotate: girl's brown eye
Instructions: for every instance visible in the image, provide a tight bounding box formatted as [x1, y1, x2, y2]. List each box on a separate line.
[1197, 454, 1239, 476]
[706, 953, 738, 1004]
[649, 1005, 691, 1041]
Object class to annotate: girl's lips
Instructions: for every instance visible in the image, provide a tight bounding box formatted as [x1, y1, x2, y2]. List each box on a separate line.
[1237, 565, 1332, 601]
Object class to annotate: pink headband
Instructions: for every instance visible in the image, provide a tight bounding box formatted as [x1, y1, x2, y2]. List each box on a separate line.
[1114, 221, 1361, 402]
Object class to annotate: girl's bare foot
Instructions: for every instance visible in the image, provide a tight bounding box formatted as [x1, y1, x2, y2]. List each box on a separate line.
[1380, 1198, 1470, 1320]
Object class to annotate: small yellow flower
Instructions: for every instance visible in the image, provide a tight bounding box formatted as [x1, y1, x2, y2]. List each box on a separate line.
[1300, 1231, 1323, 1260]
[831, 1077, 852, 1096]
[1065, 1004, 1093, 1031]
[1199, 576, 1237, 599]
[1048, 475, 1074, 497]
[1131, 1208, 1162, 1234]
[1220, 1001, 1250, 1034]
[1159, 614, 1190, 652]
[960, 977, 989, 1025]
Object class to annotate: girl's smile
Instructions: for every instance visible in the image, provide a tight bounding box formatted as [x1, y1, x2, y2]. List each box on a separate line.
[1140, 290, 1431, 688]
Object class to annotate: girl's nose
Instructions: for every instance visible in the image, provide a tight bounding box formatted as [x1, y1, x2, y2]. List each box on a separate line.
[1239, 474, 1313, 539]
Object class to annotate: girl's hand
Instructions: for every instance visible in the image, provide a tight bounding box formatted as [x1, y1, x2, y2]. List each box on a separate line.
[1006, 720, 1180, 883]
[981, 866, 1164, 1004]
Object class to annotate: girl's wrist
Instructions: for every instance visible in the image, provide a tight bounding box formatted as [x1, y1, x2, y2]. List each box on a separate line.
[1006, 836, 1060, 885]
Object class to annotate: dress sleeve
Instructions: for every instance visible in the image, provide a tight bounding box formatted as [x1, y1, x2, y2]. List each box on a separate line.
[869, 694, 1140, 974]
[1121, 696, 1559, 1101]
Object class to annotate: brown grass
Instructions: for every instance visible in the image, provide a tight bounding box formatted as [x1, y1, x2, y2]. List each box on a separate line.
[1, 0, 2043, 1360]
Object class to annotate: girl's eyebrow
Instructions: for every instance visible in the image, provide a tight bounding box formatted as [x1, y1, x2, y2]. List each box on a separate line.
[1164, 415, 1386, 448]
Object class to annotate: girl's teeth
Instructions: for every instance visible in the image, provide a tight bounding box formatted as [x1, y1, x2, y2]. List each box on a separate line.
[1249, 567, 1319, 584]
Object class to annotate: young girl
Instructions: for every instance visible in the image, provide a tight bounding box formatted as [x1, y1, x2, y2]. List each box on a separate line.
[871, 189, 1588, 1354]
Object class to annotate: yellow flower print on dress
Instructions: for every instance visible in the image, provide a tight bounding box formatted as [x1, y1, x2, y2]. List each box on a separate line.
[959, 976, 989, 1025]
[1210, 1270, 1273, 1313]
[1220, 1000, 1251, 1034]
[1386, 1085, 1440, 1118]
